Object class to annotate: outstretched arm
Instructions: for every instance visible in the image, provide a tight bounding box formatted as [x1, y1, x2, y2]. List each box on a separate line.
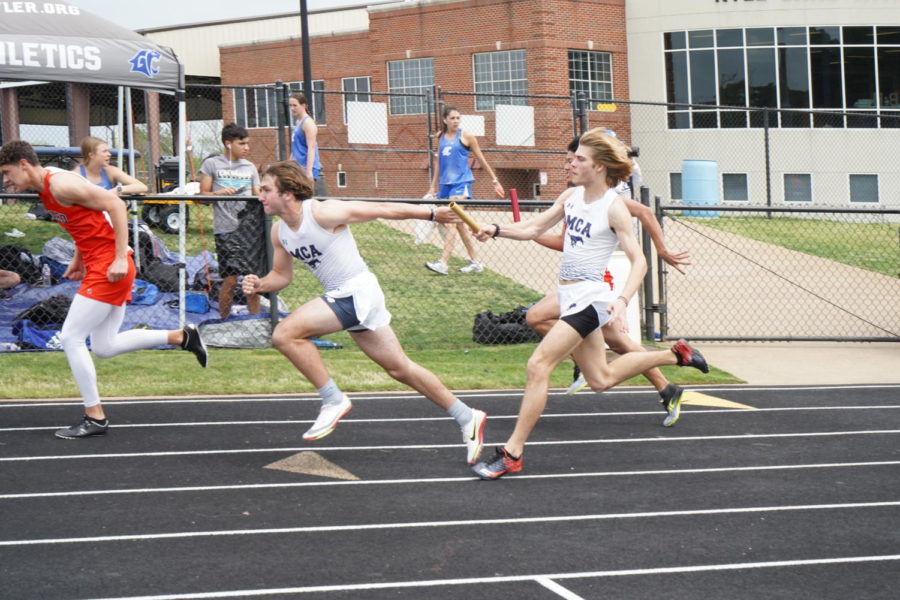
[623, 197, 690, 275]
[312, 199, 461, 232]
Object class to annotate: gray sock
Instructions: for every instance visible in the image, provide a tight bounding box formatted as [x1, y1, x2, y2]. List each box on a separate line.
[447, 399, 473, 428]
[317, 379, 344, 407]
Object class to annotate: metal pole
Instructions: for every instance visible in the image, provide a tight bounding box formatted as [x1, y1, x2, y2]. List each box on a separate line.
[764, 107, 772, 219]
[640, 186, 655, 343]
[300, 0, 313, 112]
[654, 195, 668, 341]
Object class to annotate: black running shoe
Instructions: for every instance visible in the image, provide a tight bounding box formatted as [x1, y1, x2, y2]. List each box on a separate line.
[55, 415, 109, 439]
[670, 339, 709, 373]
[660, 385, 684, 427]
[471, 447, 523, 480]
[181, 324, 208, 367]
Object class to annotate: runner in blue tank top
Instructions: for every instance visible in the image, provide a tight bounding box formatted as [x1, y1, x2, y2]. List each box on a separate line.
[289, 93, 325, 196]
[424, 106, 504, 275]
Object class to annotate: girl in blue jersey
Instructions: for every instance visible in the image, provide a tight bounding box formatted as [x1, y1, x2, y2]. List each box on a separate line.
[73, 137, 147, 195]
[424, 106, 504, 275]
[289, 93, 325, 196]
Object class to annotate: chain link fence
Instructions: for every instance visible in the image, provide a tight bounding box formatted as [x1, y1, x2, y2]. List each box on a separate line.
[3, 82, 899, 353]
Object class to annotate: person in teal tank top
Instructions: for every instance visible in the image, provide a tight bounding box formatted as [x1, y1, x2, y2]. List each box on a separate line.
[73, 136, 148, 195]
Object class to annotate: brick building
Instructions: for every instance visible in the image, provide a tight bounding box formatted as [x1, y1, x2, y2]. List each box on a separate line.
[218, 0, 630, 201]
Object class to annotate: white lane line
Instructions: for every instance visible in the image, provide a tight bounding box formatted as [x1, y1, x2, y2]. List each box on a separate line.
[3, 404, 899, 433]
[537, 577, 587, 600]
[3, 429, 898, 463]
[84, 554, 900, 599]
[2, 501, 897, 547]
[2, 383, 898, 408]
[2, 460, 897, 500]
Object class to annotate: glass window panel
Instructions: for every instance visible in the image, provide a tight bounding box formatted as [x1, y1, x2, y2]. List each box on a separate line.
[778, 27, 807, 46]
[809, 27, 840, 45]
[813, 112, 844, 128]
[883, 111, 900, 128]
[255, 89, 268, 127]
[723, 173, 748, 201]
[843, 26, 873, 45]
[718, 48, 746, 106]
[747, 47, 777, 107]
[475, 50, 527, 110]
[810, 47, 843, 108]
[668, 111, 690, 129]
[692, 111, 718, 128]
[779, 47, 810, 108]
[234, 89, 246, 128]
[688, 30, 714, 49]
[721, 110, 748, 128]
[784, 173, 812, 202]
[844, 47, 876, 108]
[568, 50, 612, 105]
[670, 172, 682, 200]
[665, 52, 688, 104]
[877, 48, 900, 108]
[690, 50, 716, 104]
[387, 58, 433, 114]
[781, 110, 811, 128]
[846, 113, 879, 128]
[747, 28, 774, 47]
[717, 29, 743, 48]
[849, 174, 878, 203]
[244, 89, 257, 129]
[876, 26, 900, 45]
[665, 31, 686, 50]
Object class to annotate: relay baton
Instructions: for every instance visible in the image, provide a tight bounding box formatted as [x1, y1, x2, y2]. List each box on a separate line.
[509, 188, 521, 222]
[448, 201, 482, 234]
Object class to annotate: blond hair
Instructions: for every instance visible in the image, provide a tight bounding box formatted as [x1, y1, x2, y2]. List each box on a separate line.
[578, 128, 632, 189]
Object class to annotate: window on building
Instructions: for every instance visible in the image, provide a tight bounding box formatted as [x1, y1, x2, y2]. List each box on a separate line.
[387, 58, 433, 115]
[474, 50, 528, 110]
[670, 172, 682, 201]
[663, 25, 900, 130]
[784, 173, 812, 202]
[722, 173, 748, 201]
[568, 50, 613, 106]
[336, 170, 347, 188]
[849, 174, 878, 203]
[234, 87, 278, 129]
[287, 81, 326, 124]
[342, 76, 371, 124]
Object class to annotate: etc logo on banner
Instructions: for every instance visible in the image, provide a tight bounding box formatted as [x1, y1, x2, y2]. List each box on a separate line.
[129, 49, 160, 78]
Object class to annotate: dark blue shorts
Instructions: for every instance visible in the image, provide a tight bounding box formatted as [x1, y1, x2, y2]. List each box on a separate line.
[322, 295, 368, 332]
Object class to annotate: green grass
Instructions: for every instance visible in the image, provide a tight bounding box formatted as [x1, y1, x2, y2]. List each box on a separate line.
[688, 216, 900, 278]
[1, 201, 741, 399]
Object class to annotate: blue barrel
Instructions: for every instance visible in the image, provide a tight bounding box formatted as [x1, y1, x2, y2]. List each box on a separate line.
[682, 159, 719, 218]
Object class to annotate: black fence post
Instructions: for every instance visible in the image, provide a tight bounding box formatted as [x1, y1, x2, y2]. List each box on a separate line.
[764, 107, 772, 219]
[640, 185, 655, 343]
[654, 194, 668, 341]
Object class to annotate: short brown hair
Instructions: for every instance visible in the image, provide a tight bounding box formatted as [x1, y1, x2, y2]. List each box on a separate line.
[264, 161, 314, 201]
[579, 128, 632, 188]
[0, 140, 39, 167]
[291, 92, 308, 106]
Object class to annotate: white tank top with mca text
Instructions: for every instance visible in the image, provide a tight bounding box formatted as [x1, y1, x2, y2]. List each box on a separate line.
[558, 186, 620, 282]
[277, 199, 368, 292]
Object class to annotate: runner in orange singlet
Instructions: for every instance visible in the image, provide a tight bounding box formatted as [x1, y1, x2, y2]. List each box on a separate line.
[0, 140, 208, 439]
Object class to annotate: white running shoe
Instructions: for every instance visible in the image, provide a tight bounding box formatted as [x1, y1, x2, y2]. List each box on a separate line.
[461, 409, 487, 464]
[303, 394, 352, 441]
[565, 375, 588, 395]
[425, 260, 449, 275]
[459, 261, 484, 273]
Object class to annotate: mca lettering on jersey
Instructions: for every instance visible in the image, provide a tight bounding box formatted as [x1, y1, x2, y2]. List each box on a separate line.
[0, 41, 100, 70]
[0, 2, 80, 15]
[286, 242, 323, 269]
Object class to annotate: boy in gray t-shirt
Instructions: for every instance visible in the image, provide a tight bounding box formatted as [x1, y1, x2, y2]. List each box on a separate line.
[198, 123, 262, 318]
